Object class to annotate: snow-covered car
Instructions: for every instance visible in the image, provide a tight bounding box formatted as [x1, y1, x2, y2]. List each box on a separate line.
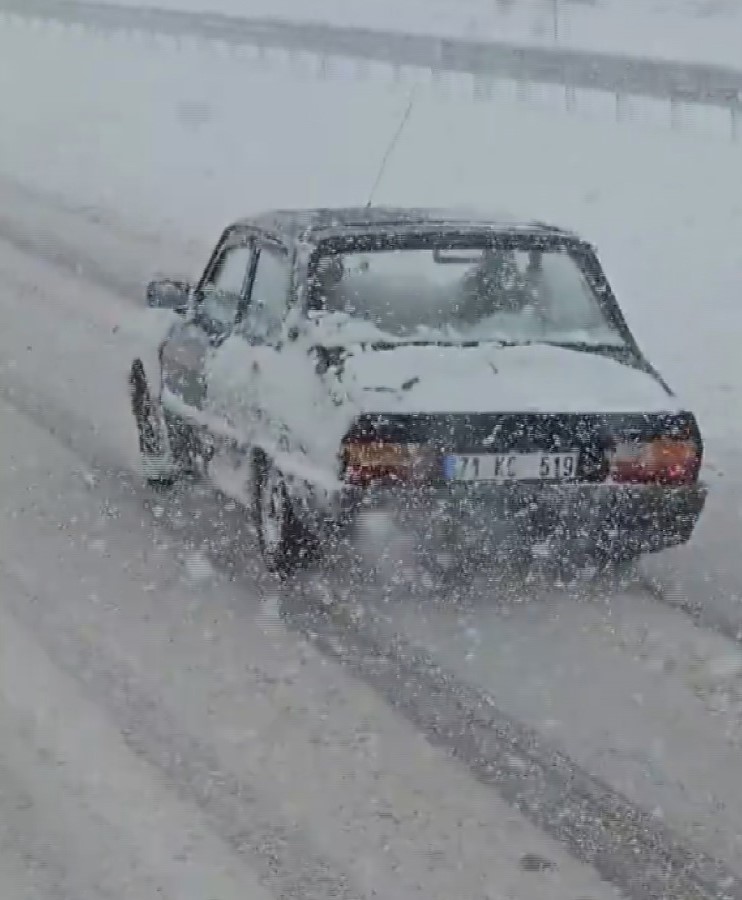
[129, 206, 707, 575]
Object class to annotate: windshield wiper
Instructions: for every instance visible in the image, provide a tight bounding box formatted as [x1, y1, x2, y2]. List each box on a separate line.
[541, 340, 629, 354]
[367, 338, 521, 350]
[369, 339, 480, 350]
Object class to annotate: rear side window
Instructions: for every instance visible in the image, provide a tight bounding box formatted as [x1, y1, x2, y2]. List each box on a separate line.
[244, 246, 292, 340]
[535, 251, 611, 333]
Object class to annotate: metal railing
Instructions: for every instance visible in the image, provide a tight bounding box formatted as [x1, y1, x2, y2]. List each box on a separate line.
[2, 0, 741, 122]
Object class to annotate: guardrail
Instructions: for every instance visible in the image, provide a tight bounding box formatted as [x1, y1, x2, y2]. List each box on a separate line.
[2, 0, 741, 129]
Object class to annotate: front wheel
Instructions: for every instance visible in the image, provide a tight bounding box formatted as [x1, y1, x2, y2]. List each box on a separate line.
[254, 458, 318, 577]
[129, 359, 177, 488]
[129, 360, 209, 489]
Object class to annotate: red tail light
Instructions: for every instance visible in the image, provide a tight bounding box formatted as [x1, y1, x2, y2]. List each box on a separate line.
[342, 440, 436, 486]
[609, 437, 700, 486]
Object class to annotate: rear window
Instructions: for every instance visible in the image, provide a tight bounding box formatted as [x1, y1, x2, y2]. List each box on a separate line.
[309, 243, 625, 348]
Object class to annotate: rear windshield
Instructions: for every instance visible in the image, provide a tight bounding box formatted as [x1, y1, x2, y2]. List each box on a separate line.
[309, 243, 625, 347]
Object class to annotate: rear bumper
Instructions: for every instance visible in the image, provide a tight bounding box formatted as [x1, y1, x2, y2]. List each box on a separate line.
[329, 479, 708, 556]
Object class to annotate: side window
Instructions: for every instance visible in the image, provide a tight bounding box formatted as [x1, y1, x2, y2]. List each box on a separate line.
[244, 246, 292, 340]
[200, 243, 253, 328]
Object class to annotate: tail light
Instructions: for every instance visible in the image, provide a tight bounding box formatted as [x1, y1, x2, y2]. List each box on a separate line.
[342, 439, 436, 486]
[609, 437, 700, 486]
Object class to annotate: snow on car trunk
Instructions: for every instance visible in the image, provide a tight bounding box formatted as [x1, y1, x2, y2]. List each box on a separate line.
[340, 341, 681, 415]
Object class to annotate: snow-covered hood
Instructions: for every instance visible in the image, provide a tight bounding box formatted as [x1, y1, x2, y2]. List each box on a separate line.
[337, 342, 680, 415]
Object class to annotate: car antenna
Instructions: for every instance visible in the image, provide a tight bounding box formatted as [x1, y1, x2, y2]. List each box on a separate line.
[366, 86, 418, 208]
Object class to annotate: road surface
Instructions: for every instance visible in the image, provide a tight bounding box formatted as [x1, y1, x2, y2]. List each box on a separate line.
[0, 178, 741, 898]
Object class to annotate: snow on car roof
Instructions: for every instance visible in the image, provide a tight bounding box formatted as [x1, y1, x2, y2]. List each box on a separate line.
[234, 206, 580, 246]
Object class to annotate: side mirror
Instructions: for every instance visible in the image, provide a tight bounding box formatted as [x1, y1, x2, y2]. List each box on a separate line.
[146, 278, 191, 313]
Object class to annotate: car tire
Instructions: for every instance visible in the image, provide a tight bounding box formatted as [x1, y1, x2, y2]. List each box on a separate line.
[129, 360, 211, 489]
[162, 409, 210, 480]
[254, 455, 317, 577]
[129, 359, 177, 488]
[593, 544, 642, 581]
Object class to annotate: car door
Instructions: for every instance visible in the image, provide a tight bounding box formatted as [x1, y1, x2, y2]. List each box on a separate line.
[226, 237, 294, 450]
[160, 231, 255, 417]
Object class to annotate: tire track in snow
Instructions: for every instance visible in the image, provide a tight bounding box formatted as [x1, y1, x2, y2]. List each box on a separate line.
[0, 562, 364, 900]
[4, 346, 738, 900]
[0, 186, 741, 899]
[640, 562, 742, 648]
[278, 577, 742, 900]
[0, 405, 624, 900]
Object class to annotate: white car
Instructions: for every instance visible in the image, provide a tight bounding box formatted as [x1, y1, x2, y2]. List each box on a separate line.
[129, 206, 707, 575]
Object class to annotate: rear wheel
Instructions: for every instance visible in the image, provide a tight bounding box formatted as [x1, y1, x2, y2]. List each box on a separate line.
[254, 456, 318, 577]
[162, 410, 210, 479]
[592, 542, 642, 581]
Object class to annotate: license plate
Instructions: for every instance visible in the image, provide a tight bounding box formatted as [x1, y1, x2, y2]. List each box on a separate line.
[443, 452, 579, 482]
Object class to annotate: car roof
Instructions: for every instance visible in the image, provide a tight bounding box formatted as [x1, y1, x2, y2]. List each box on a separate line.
[232, 206, 583, 247]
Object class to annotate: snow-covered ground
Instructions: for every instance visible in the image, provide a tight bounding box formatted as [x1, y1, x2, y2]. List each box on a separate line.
[80, 0, 742, 67]
[0, 327, 621, 899]
[3, 16, 742, 896]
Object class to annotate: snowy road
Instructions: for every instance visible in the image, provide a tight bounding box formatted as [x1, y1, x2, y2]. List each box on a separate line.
[3, 4, 742, 894]
[1, 178, 742, 898]
[0, 182, 628, 900]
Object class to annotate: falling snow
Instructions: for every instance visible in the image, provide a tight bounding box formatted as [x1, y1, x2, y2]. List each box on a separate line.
[0, 5, 740, 900]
